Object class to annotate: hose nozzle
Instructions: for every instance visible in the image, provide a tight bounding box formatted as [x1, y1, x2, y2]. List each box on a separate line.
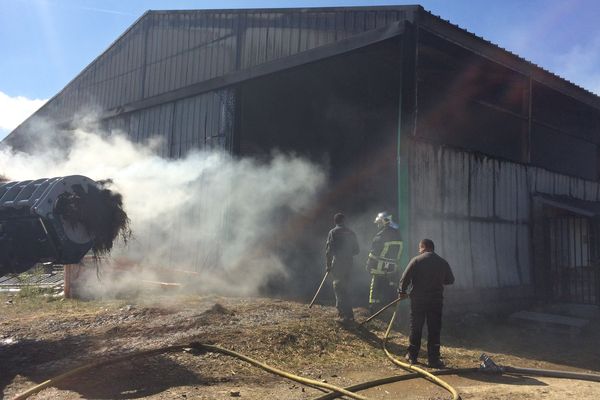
[479, 353, 504, 373]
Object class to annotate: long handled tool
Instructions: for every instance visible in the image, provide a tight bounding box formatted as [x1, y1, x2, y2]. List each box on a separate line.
[359, 296, 405, 326]
[309, 270, 330, 308]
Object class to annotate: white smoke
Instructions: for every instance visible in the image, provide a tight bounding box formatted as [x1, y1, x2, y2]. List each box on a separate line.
[0, 122, 326, 297]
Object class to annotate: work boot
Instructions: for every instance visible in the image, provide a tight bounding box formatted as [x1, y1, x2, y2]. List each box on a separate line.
[368, 304, 377, 316]
[427, 358, 445, 369]
[405, 353, 417, 364]
[335, 316, 354, 325]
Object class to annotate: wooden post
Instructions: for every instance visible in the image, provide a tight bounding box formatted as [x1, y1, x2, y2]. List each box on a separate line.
[64, 264, 72, 299]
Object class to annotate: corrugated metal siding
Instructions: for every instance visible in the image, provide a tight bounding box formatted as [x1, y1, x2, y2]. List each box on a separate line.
[128, 102, 174, 157]
[170, 88, 235, 156]
[410, 140, 600, 290]
[17, 8, 410, 132]
[105, 88, 235, 157]
[35, 21, 147, 123]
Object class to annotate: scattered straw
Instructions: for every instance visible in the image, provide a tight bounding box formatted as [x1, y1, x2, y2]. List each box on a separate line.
[55, 179, 132, 257]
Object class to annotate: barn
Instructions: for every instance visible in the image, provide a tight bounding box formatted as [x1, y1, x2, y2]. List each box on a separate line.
[4, 5, 600, 312]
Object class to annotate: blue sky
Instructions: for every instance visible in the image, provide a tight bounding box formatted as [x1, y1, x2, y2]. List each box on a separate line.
[1, 0, 600, 138]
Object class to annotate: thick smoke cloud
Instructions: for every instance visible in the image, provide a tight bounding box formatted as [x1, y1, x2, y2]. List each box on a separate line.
[0, 121, 325, 297]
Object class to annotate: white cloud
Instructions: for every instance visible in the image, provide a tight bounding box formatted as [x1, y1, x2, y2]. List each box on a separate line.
[0, 91, 47, 140]
[551, 36, 600, 96]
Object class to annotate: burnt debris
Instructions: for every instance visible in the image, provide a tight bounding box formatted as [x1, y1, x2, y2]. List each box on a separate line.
[55, 179, 132, 257]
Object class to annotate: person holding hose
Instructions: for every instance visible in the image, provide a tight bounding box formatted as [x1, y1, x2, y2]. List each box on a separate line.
[325, 212, 360, 323]
[366, 211, 403, 315]
[398, 238, 455, 368]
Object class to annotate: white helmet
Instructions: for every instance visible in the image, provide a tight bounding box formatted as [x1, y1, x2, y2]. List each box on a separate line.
[374, 211, 394, 228]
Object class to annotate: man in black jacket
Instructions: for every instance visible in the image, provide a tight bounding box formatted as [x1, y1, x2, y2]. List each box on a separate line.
[325, 213, 360, 323]
[399, 239, 454, 368]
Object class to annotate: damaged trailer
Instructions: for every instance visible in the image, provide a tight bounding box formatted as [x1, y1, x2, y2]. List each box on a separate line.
[3, 5, 600, 312]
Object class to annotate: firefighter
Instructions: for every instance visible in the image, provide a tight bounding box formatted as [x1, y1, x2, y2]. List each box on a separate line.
[398, 239, 455, 368]
[366, 211, 403, 314]
[325, 212, 360, 323]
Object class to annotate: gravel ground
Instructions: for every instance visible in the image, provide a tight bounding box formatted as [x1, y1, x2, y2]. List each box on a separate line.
[1, 292, 599, 399]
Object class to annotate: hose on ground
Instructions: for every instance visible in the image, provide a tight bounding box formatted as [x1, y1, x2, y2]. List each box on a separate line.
[12, 342, 370, 400]
[382, 306, 462, 400]
[312, 368, 480, 400]
[12, 345, 188, 400]
[503, 366, 600, 382]
[311, 365, 600, 400]
[190, 342, 370, 400]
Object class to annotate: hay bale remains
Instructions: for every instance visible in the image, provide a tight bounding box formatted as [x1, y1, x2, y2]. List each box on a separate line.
[55, 179, 132, 257]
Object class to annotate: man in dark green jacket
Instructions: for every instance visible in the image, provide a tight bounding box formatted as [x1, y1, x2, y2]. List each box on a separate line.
[325, 213, 360, 323]
[399, 238, 455, 368]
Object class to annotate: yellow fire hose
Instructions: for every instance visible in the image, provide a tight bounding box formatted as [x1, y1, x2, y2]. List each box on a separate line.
[383, 305, 461, 400]
[193, 343, 369, 399]
[311, 359, 600, 400]
[11, 342, 370, 400]
[12, 313, 600, 400]
[11, 345, 187, 400]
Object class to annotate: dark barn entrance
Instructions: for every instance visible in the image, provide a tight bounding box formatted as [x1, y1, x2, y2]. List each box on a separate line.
[234, 38, 402, 299]
[545, 214, 600, 305]
[535, 196, 600, 306]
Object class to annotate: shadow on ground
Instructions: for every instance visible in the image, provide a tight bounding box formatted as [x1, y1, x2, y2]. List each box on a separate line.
[1, 335, 209, 399]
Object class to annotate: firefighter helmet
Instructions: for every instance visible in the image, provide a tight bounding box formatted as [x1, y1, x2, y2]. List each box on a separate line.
[374, 211, 394, 228]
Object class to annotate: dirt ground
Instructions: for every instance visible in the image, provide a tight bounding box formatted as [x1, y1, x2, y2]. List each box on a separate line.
[1, 292, 599, 400]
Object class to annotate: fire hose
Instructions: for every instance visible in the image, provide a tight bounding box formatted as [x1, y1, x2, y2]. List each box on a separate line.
[309, 270, 330, 308]
[11, 306, 600, 400]
[11, 342, 371, 400]
[382, 305, 461, 399]
[314, 301, 600, 400]
[311, 362, 600, 400]
[355, 297, 461, 399]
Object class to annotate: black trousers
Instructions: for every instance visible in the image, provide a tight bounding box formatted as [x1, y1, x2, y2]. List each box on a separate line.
[407, 300, 443, 361]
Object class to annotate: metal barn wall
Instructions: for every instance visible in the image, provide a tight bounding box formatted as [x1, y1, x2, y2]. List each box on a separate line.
[13, 7, 415, 145]
[409, 140, 600, 305]
[104, 88, 235, 157]
[103, 88, 235, 272]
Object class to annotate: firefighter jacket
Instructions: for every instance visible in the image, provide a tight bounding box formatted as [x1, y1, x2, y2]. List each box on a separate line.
[366, 225, 403, 275]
